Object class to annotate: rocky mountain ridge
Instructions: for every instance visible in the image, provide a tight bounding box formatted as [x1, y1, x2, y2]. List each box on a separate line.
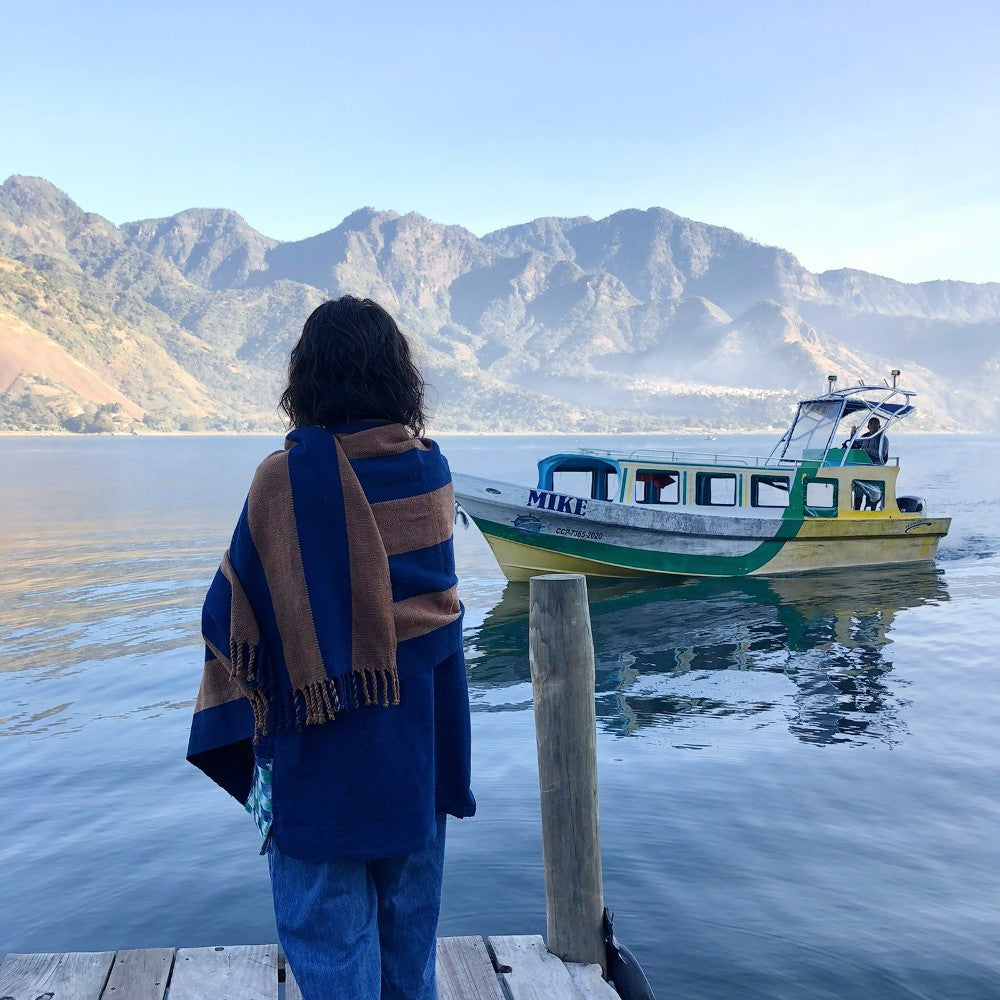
[1, 174, 996, 434]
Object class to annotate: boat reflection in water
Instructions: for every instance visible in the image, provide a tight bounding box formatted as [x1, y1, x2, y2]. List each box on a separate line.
[464, 563, 948, 746]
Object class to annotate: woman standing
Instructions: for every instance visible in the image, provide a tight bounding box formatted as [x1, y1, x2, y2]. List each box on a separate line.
[188, 296, 475, 1000]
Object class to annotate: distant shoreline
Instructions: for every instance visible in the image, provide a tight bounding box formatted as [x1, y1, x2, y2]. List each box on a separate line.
[0, 427, 973, 438]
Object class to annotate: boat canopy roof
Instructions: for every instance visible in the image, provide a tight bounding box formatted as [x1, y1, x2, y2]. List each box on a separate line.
[538, 452, 620, 482]
[833, 399, 913, 418]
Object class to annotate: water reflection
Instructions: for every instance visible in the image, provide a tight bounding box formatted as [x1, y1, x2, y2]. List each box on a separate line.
[0, 529, 211, 676]
[465, 565, 948, 746]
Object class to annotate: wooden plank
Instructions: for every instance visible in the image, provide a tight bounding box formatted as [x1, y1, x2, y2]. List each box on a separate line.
[283, 964, 303, 1000]
[565, 963, 620, 1000]
[0, 951, 115, 1000]
[276, 950, 301, 1000]
[487, 935, 585, 1000]
[102, 949, 174, 1000]
[436, 936, 506, 1000]
[168, 945, 278, 1000]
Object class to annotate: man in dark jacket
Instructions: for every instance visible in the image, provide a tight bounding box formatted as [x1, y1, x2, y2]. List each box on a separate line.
[844, 417, 888, 465]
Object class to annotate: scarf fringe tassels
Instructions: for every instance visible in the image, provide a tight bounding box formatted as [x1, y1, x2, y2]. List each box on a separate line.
[228, 636, 400, 741]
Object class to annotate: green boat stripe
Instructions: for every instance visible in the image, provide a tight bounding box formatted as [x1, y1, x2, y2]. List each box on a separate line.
[475, 514, 802, 577]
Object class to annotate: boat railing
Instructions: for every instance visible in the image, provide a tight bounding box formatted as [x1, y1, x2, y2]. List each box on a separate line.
[579, 446, 901, 470]
[579, 447, 805, 469]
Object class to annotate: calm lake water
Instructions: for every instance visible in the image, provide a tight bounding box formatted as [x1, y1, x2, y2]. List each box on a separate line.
[2, 433, 999, 999]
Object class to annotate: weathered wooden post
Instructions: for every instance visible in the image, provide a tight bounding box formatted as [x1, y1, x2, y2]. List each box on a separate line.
[529, 572, 606, 972]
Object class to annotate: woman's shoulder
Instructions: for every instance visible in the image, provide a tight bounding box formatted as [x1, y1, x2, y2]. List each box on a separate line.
[245, 448, 294, 516]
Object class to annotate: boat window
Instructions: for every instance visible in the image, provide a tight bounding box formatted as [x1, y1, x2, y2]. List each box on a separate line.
[695, 472, 737, 507]
[552, 471, 594, 499]
[634, 469, 680, 505]
[851, 479, 885, 512]
[751, 474, 790, 508]
[551, 470, 619, 501]
[804, 477, 838, 517]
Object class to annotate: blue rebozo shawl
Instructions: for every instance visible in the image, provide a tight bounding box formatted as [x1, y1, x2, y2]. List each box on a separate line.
[187, 422, 462, 803]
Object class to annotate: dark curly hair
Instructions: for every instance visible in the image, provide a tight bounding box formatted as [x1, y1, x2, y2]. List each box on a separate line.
[279, 297, 426, 435]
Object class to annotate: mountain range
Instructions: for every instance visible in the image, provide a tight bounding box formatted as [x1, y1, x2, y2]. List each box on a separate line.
[1, 174, 997, 434]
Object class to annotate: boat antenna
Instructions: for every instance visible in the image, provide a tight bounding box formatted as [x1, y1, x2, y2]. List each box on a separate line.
[891, 369, 901, 388]
[826, 373, 837, 394]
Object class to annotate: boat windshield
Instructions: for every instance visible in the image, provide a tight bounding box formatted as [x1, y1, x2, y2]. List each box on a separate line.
[770, 398, 845, 463]
[770, 384, 917, 465]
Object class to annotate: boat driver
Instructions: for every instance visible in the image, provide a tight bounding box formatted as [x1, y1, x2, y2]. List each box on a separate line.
[843, 417, 888, 465]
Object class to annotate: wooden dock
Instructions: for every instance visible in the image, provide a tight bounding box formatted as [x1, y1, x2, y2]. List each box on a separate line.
[2, 575, 645, 1000]
[0, 934, 619, 1000]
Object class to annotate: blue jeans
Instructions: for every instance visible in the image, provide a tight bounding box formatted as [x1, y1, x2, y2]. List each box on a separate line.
[268, 814, 446, 1000]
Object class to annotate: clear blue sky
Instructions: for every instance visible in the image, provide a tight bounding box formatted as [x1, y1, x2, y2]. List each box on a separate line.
[3, 0, 997, 282]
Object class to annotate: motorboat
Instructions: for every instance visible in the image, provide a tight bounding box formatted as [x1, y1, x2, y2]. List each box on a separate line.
[453, 378, 949, 580]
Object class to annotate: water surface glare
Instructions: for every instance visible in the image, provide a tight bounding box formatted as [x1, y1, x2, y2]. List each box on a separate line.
[2, 434, 999, 999]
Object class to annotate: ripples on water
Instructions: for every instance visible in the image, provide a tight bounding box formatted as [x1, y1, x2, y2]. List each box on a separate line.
[2, 434, 999, 999]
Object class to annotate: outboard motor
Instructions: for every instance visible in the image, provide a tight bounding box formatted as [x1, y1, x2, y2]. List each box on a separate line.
[897, 496, 926, 513]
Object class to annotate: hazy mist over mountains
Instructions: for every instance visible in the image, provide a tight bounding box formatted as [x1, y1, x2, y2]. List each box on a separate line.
[1, 174, 997, 434]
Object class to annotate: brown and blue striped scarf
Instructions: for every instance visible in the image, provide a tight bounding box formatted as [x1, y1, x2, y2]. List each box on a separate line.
[187, 422, 461, 801]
